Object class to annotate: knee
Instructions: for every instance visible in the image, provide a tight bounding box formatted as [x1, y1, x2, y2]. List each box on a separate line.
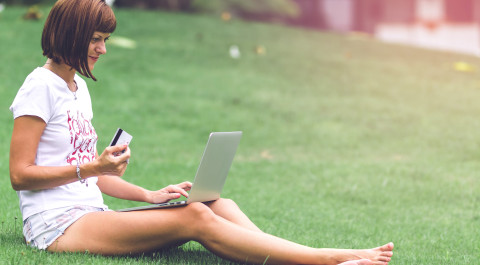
[183, 203, 218, 239]
[218, 198, 236, 205]
[186, 202, 217, 225]
[210, 198, 238, 209]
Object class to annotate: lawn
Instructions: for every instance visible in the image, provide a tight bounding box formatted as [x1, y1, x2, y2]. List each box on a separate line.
[0, 4, 479, 265]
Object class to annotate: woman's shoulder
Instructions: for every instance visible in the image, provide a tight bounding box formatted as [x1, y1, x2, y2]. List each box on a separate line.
[26, 67, 61, 85]
[10, 68, 59, 122]
[20, 67, 68, 94]
[17, 68, 49, 93]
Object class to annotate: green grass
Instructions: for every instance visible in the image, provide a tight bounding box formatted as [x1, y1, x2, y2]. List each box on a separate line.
[1, 5, 480, 265]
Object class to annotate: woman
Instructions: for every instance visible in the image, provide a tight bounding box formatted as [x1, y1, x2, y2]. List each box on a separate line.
[9, 0, 394, 264]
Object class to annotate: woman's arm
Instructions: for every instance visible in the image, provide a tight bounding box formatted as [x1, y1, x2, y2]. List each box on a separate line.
[96, 175, 149, 202]
[9, 115, 130, 191]
[97, 174, 192, 204]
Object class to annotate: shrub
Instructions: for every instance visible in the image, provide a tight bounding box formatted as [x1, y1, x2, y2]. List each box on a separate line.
[113, 0, 299, 22]
[191, 0, 300, 22]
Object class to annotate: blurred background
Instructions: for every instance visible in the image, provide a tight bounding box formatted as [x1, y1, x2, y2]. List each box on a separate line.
[5, 0, 480, 56]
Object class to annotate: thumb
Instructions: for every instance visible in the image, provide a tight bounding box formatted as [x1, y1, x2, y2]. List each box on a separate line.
[109, 144, 128, 154]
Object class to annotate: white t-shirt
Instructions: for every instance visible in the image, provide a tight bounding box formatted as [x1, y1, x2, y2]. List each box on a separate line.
[10, 67, 107, 221]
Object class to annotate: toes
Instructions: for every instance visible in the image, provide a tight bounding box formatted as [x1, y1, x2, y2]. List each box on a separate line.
[371, 262, 389, 265]
[383, 242, 394, 251]
[374, 242, 394, 252]
[356, 259, 373, 265]
[375, 256, 391, 262]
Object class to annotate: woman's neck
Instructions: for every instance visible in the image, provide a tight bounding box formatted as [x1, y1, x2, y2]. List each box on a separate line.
[43, 59, 77, 91]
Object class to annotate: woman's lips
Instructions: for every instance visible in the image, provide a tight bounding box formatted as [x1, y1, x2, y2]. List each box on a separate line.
[89, 56, 99, 62]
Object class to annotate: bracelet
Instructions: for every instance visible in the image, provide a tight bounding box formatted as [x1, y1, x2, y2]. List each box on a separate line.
[76, 163, 86, 184]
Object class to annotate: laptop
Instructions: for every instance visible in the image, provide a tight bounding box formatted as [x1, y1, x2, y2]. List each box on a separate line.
[117, 131, 242, 212]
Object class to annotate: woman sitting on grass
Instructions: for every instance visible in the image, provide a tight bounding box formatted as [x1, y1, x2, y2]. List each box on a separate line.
[8, 0, 394, 264]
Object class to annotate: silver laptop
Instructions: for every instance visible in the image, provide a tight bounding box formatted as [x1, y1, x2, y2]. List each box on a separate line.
[117, 131, 242, 212]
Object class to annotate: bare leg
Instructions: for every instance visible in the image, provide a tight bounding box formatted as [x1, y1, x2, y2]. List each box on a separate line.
[157, 198, 261, 248]
[204, 198, 262, 232]
[48, 201, 393, 265]
[204, 199, 392, 264]
[193, 213, 393, 265]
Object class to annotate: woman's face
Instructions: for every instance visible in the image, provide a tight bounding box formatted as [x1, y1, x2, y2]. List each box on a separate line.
[88, 31, 110, 71]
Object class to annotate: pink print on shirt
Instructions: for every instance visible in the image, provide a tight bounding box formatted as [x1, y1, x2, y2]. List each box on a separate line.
[66, 110, 97, 165]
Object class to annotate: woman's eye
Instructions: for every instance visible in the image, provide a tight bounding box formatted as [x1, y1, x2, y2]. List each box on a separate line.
[91, 38, 99, 43]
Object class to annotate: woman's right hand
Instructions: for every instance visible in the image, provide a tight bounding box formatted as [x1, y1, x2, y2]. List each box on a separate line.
[10, 115, 132, 191]
[93, 145, 131, 177]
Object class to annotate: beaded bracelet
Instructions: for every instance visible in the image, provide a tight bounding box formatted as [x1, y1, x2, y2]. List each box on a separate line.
[76, 163, 86, 185]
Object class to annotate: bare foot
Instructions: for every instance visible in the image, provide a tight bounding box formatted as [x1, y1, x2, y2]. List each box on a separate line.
[369, 242, 394, 264]
[339, 259, 372, 265]
[354, 242, 394, 265]
[325, 242, 394, 265]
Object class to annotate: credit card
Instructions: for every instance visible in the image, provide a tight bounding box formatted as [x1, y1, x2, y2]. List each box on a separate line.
[109, 128, 132, 156]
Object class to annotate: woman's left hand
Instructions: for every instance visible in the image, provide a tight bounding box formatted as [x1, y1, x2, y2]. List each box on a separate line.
[145, 181, 192, 204]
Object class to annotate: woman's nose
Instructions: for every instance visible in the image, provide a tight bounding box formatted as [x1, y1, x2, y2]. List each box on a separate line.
[96, 42, 107, 54]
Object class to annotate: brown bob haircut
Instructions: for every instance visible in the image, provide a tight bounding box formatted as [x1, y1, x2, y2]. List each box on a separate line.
[42, 0, 116, 81]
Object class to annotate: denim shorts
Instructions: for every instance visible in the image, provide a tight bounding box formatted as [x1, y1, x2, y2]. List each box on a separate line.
[23, 205, 107, 250]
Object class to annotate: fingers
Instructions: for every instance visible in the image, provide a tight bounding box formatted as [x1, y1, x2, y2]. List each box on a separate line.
[108, 145, 131, 162]
[97, 145, 131, 176]
[176, 181, 192, 191]
[147, 181, 192, 203]
[165, 184, 190, 198]
[167, 192, 182, 200]
[107, 145, 130, 164]
[149, 190, 182, 204]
